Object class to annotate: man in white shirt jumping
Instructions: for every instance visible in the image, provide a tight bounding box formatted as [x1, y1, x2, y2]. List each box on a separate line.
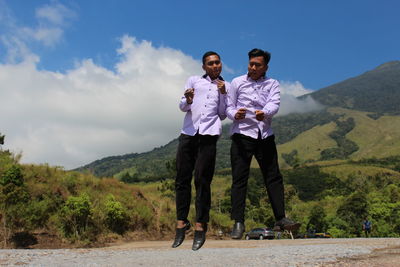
[172, 51, 229, 251]
[226, 48, 300, 239]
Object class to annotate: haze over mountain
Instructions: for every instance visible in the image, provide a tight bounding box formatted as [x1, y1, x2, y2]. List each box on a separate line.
[76, 61, 400, 179]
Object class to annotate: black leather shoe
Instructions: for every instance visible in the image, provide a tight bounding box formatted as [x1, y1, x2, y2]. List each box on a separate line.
[192, 230, 206, 251]
[172, 221, 191, 248]
[273, 218, 301, 232]
[230, 222, 245, 239]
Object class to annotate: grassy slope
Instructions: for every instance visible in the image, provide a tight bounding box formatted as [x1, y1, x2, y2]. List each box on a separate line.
[274, 108, 400, 168]
[277, 122, 337, 168]
[342, 109, 400, 159]
[320, 164, 400, 180]
[82, 107, 400, 178]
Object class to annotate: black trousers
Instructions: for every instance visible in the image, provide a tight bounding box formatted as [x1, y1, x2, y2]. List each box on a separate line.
[175, 133, 218, 223]
[230, 133, 285, 223]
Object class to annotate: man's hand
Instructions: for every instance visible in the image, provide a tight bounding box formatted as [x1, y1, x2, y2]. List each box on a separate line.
[216, 80, 226, 94]
[235, 108, 247, 120]
[255, 110, 265, 121]
[184, 88, 194, 104]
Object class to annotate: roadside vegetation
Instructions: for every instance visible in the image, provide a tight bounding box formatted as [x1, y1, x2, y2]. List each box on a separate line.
[2, 130, 400, 248]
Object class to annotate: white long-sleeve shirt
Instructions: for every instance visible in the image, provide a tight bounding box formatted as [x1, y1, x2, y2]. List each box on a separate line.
[179, 75, 229, 136]
[226, 74, 280, 139]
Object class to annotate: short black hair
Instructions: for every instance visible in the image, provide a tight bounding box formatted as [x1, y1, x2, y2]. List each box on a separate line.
[248, 48, 271, 65]
[202, 51, 220, 64]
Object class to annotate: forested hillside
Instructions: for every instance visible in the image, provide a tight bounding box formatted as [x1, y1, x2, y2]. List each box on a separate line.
[2, 142, 400, 248]
[76, 61, 400, 180]
[3, 61, 400, 248]
[76, 107, 400, 180]
[309, 61, 400, 115]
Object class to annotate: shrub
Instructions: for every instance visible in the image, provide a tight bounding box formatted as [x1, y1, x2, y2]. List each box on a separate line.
[1, 165, 24, 187]
[104, 195, 129, 234]
[327, 227, 347, 238]
[209, 210, 231, 234]
[131, 202, 153, 230]
[158, 179, 175, 198]
[24, 198, 54, 229]
[59, 193, 93, 239]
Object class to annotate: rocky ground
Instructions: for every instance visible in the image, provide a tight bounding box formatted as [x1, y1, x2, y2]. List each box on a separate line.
[1, 238, 400, 266]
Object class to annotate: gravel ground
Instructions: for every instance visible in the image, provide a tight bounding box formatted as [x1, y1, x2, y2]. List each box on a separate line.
[1, 238, 400, 266]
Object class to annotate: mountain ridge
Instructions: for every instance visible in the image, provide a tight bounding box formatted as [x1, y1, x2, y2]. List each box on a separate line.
[308, 60, 400, 114]
[76, 61, 400, 179]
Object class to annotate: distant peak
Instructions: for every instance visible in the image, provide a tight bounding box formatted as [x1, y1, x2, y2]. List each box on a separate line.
[374, 61, 400, 71]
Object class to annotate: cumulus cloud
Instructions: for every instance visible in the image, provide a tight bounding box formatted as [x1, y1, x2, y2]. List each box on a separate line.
[35, 2, 76, 25]
[278, 80, 323, 116]
[0, 2, 322, 170]
[26, 2, 77, 47]
[0, 1, 75, 64]
[0, 36, 201, 169]
[280, 81, 312, 97]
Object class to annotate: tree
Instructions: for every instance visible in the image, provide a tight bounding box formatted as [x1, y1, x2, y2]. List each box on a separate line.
[336, 192, 368, 236]
[120, 172, 140, 183]
[165, 158, 177, 179]
[0, 165, 29, 247]
[284, 166, 341, 201]
[0, 133, 4, 145]
[282, 150, 301, 168]
[307, 205, 328, 232]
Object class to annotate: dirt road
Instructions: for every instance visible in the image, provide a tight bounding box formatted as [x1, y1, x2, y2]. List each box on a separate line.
[1, 238, 400, 266]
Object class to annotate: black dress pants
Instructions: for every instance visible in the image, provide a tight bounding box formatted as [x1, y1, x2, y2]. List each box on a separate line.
[230, 133, 285, 223]
[175, 133, 218, 223]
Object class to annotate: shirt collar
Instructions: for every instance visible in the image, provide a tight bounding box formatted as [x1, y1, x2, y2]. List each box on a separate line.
[202, 74, 224, 82]
[246, 73, 266, 82]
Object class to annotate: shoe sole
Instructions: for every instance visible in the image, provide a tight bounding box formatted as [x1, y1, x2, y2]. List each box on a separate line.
[172, 223, 192, 248]
[192, 240, 206, 251]
[230, 231, 244, 239]
[273, 226, 282, 232]
[273, 223, 301, 232]
[284, 223, 301, 231]
[192, 230, 206, 251]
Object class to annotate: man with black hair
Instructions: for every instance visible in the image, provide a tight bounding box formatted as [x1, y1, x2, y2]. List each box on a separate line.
[226, 48, 300, 239]
[172, 51, 229, 250]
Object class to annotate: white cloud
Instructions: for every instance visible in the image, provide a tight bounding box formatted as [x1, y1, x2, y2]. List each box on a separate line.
[0, 35, 322, 169]
[35, 3, 76, 25]
[0, 36, 201, 169]
[280, 80, 312, 97]
[0, 1, 322, 170]
[0, 1, 75, 63]
[278, 80, 323, 116]
[21, 26, 64, 47]
[222, 63, 235, 75]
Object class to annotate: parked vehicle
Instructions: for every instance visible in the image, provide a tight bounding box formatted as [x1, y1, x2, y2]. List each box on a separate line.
[245, 228, 275, 240]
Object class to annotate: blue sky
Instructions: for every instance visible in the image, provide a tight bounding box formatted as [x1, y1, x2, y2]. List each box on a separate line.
[3, 0, 399, 89]
[0, 0, 399, 168]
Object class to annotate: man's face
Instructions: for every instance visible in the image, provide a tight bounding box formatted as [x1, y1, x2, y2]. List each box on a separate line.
[248, 56, 268, 81]
[202, 55, 222, 80]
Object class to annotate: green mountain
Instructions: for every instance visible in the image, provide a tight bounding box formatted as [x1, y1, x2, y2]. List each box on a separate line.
[76, 61, 400, 179]
[308, 61, 400, 115]
[75, 110, 340, 180]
